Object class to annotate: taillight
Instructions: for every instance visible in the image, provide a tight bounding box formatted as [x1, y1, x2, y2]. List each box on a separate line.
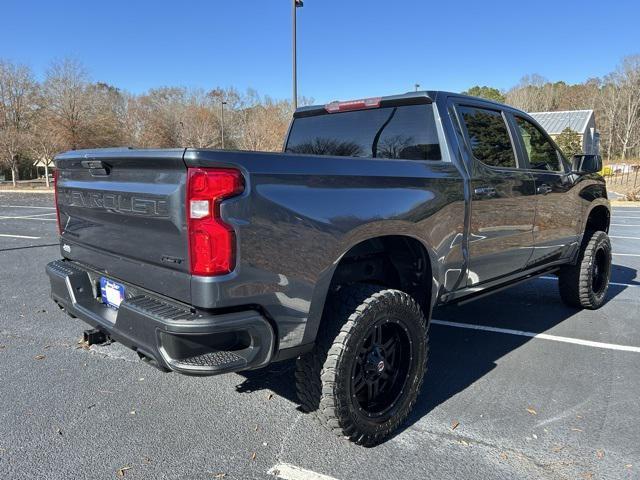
[325, 97, 381, 113]
[53, 169, 62, 235]
[186, 167, 244, 276]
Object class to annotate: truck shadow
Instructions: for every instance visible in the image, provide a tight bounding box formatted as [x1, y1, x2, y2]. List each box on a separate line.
[235, 264, 637, 444]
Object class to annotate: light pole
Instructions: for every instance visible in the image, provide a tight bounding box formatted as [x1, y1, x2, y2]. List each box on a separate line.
[220, 100, 227, 149]
[292, 0, 303, 110]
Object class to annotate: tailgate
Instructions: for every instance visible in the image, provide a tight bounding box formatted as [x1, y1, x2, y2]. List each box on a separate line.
[55, 148, 191, 303]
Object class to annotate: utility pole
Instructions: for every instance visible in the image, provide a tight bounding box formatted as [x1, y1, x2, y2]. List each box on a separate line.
[293, 0, 303, 110]
[221, 101, 227, 149]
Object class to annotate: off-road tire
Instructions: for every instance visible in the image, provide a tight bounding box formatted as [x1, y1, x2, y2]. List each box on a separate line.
[558, 230, 612, 309]
[295, 284, 429, 446]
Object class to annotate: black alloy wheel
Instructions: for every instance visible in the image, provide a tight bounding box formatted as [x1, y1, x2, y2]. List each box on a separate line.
[295, 284, 429, 446]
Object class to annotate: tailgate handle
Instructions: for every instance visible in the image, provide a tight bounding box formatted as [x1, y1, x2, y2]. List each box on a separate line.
[81, 160, 110, 176]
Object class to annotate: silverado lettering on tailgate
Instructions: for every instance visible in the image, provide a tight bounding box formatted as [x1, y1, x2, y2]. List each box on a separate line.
[59, 189, 170, 218]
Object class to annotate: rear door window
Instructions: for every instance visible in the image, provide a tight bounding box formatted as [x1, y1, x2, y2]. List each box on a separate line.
[285, 104, 442, 161]
[458, 106, 517, 168]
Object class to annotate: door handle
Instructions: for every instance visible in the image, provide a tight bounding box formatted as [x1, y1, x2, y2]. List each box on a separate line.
[474, 186, 497, 198]
[536, 183, 553, 195]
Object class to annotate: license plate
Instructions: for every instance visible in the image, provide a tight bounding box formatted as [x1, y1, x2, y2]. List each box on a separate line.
[100, 277, 125, 309]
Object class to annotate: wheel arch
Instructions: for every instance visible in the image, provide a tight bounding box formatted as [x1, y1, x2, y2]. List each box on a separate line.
[301, 234, 437, 346]
[584, 202, 611, 234]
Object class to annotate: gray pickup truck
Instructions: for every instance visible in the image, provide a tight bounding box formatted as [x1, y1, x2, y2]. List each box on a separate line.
[47, 91, 611, 445]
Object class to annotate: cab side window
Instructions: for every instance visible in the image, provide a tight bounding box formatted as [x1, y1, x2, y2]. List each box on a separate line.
[458, 106, 517, 168]
[515, 117, 562, 172]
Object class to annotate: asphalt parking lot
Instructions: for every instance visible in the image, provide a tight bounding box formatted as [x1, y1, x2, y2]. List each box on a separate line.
[1, 191, 639, 480]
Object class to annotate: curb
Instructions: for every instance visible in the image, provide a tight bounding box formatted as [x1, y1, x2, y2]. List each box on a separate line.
[611, 200, 640, 207]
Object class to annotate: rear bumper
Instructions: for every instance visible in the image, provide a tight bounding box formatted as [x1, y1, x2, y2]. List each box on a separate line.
[46, 259, 275, 375]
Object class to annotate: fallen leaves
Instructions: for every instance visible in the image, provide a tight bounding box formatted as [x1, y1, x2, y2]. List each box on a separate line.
[116, 466, 132, 477]
[250, 452, 257, 461]
[34, 354, 45, 360]
[266, 393, 274, 400]
[450, 420, 460, 431]
[526, 407, 537, 416]
[213, 473, 226, 479]
[596, 449, 605, 459]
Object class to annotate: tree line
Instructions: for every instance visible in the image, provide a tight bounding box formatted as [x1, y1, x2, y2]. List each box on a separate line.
[464, 54, 640, 162]
[0, 58, 299, 186]
[1, 54, 639, 186]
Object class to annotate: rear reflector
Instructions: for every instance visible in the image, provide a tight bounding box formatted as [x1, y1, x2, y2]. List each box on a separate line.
[186, 168, 244, 276]
[325, 97, 381, 113]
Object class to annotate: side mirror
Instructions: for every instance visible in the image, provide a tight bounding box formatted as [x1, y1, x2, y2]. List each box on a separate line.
[571, 154, 602, 174]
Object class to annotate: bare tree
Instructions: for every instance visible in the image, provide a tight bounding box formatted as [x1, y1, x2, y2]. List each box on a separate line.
[614, 56, 640, 160]
[126, 87, 185, 148]
[235, 89, 292, 151]
[0, 127, 27, 186]
[85, 82, 128, 148]
[178, 89, 221, 148]
[599, 75, 623, 161]
[505, 74, 551, 112]
[28, 111, 63, 187]
[43, 58, 91, 150]
[0, 60, 39, 185]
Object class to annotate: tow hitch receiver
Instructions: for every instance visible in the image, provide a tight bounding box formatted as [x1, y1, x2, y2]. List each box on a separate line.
[83, 328, 110, 346]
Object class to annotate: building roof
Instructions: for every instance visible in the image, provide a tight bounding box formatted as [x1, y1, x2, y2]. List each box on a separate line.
[529, 110, 594, 135]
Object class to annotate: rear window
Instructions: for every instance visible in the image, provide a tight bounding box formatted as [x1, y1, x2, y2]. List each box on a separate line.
[285, 104, 442, 161]
[458, 106, 516, 169]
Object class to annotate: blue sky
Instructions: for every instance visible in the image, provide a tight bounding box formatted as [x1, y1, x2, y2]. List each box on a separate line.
[2, 0, 638, 103]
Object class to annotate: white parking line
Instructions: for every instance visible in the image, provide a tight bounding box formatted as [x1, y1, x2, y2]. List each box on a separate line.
[610, 236, 640, 240]
[431, 319, 640, 353]
[0, 233, 41, 239]
[611, 224, 640, 227]
[0, 205, 55, 210]
[269, 464, 339, 480]
[614, 253, 640, 257]
[613, 216, 640, 219]
[1, 212, 55, 217]
[539, 276, 638, 288]
[0, 215, 57, 221]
